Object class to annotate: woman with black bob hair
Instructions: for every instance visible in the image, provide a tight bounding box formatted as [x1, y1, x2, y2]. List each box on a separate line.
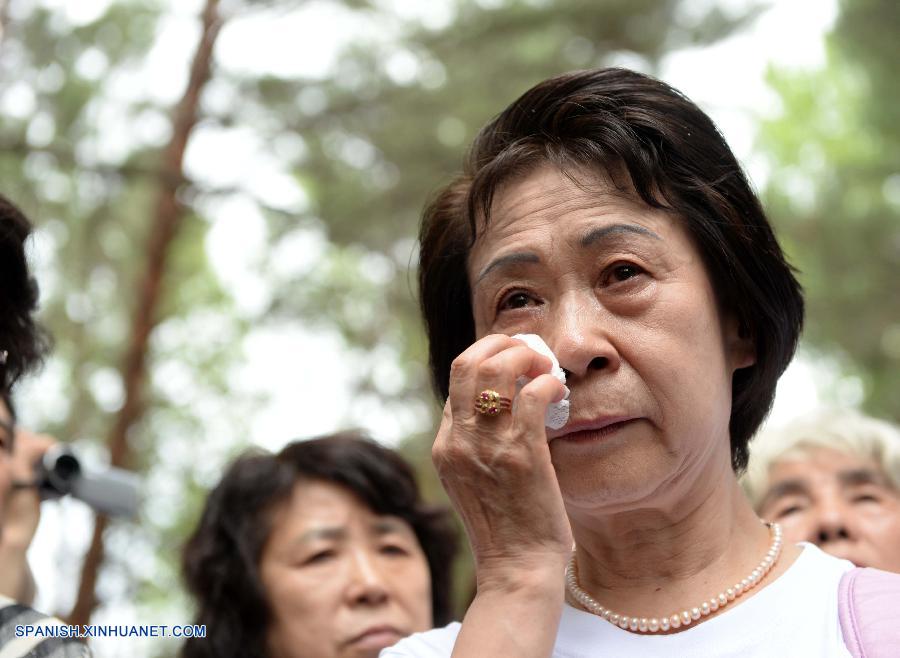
[0, 195, 50, 416]
[384, 67, 900, 657]
[181, 431, 457, 658]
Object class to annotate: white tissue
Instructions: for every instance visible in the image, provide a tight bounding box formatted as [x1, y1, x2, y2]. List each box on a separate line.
[512, 333, 570, 430]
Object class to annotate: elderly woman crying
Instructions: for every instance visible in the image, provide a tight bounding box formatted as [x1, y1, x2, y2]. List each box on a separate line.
[383, 68, 900, 658]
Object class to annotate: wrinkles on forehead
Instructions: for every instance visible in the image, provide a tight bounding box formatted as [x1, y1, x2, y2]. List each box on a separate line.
[292, 517, 413, 546]
[474, 165, 639, 240]
[468, 165, 675, 285]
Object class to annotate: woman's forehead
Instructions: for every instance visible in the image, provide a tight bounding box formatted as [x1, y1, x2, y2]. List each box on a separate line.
[487, 166, 626, 222]
[469, 166, 678, 270]
[281, 480, 410, 527]
[264, 479, 417, 548]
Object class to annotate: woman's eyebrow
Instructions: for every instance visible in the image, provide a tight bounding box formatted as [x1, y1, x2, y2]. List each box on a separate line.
[839, 468, 888, 489]
[475, 252, 540, 285]
[293, 526, 345, 545]
[475, 223, 661, 286]
[760, 479, 810, 509]
[579, 222, 662, 247]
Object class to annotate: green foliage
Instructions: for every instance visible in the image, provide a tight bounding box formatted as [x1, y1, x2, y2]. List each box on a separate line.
[1, 0, 248, 634]
[760, 0, 899, 420]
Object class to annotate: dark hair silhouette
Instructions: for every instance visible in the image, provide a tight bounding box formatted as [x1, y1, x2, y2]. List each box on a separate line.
[0, 194, 50, 429]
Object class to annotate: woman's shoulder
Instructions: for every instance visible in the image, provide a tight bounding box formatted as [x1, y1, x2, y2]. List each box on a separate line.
[837, 566, 900, 658]
[380, 622, 462, 658]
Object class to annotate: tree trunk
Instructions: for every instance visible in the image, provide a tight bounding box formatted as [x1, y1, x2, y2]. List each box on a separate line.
[67, 0, 223, 627]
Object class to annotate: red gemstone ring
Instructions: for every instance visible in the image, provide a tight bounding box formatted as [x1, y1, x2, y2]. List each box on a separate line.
[474, 389, 512, 417]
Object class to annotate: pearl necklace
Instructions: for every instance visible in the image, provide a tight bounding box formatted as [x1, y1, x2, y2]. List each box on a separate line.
[565, 522, 783, 634]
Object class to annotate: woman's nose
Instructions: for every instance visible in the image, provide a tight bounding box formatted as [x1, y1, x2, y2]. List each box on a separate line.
[546, 296, 620, 378]
[346, 550, 389, 606]
[809, 501, 855, 546]
[816, 525, 851, 544]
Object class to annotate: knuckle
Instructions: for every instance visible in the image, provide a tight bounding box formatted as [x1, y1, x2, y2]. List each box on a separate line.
[477, 358, 505, 381]
[431, 441, 445, 466]
[449, 354, 473, 380]
[488, 444, 530, 475]
[431, 443, 451, 472]
[432, 437, 465, 469]
[535, 353, 553, 372]
[431, 436, 464, 465]
[517, 387, 544, 406]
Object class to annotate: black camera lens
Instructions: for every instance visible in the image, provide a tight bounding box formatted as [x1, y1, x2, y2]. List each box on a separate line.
[39, 446, 82, 496]
[35, 445, 140, 516]
[51, 453, 81, 482]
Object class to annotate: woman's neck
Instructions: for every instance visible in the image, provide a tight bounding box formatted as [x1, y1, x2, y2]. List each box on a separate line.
[566, 461, 797, 618]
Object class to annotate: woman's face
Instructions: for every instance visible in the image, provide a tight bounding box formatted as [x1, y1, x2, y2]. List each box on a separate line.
[467, 165, 754, 513]
[758, 448, 900, 572]
[259, 479, 433, 658]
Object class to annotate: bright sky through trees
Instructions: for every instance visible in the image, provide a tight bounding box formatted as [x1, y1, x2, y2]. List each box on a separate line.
[9, 1, 858, 655]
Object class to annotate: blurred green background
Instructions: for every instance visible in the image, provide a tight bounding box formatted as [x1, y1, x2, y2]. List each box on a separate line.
[0, 0, 896, 655]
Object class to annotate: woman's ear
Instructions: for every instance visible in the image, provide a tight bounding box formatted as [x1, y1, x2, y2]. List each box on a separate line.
[726, 315, 756, 370]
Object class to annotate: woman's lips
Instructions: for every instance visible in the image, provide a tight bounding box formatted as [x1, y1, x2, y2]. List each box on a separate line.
[549, 416, 639, 442]
[347, 625, 404, 650]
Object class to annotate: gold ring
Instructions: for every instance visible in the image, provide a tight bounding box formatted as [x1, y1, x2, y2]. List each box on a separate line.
[475, 389, 512, 416]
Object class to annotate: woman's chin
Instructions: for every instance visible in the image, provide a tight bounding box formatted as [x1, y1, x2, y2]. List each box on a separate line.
[552, 442, 683, 515]
[554, 463, 671, 514]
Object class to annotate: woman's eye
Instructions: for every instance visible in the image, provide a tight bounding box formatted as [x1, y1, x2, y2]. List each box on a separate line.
[498, 291, 537, 311]
[609, 263, 644, 282]
[380, 544, 409, 556]
[304, 550, 336, 565]
[775, 505, 803, 519]
[853, 494, 880, 504]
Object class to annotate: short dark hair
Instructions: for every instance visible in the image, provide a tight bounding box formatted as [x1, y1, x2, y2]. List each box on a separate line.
[0, 195, 50, 431]
[418, 68, 804, 473]
[181, 431, 459, 658]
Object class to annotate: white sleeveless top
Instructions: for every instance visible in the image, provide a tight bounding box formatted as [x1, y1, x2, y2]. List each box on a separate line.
[382, 543, 854, 657]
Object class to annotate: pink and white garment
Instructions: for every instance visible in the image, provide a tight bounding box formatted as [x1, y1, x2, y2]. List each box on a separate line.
[382, 544, 874, 657]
